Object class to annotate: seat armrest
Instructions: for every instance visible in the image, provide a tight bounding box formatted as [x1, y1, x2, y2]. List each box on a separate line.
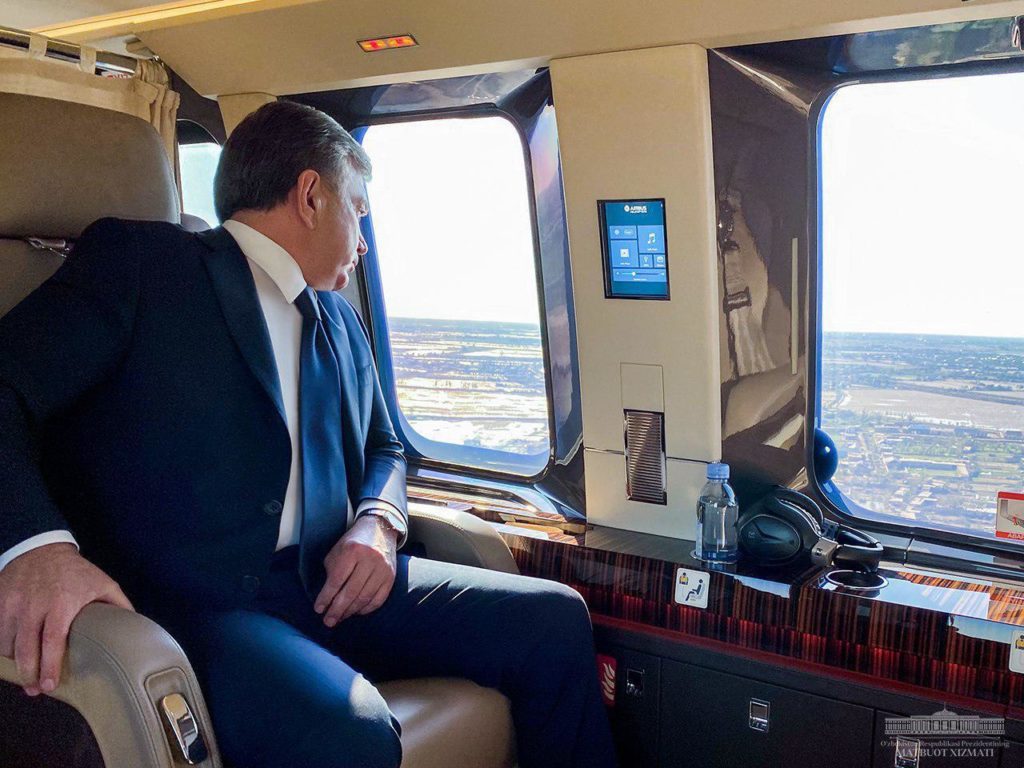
[0, 602, 221, 768]
[408, 504, 519, 575]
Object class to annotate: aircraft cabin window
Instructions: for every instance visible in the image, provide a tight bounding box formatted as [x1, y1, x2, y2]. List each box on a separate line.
[179, 140, 222, 225]
[819, 72, 1024, 543]
[362, 116, 550, 475]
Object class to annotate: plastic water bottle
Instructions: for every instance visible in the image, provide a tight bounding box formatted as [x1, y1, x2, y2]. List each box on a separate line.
[695, 462, 738, 562]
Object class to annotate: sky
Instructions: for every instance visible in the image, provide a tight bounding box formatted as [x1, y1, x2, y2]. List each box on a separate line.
[363, 116, 542, 325]
[180, 142, 221, 227]
[821, 71, 1024, 339]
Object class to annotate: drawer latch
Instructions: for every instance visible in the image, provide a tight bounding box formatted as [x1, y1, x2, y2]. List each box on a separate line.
[748, 698, 770, 733]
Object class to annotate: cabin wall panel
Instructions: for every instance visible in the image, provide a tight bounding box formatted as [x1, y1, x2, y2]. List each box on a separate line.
[707, 51, 832, 503]
[584, 450, 707, 538]
[550, 45, 721, 536]
[217, 91, 275, 135]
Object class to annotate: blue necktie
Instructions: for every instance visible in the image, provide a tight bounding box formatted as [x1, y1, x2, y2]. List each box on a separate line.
[294, 287, 348, 598]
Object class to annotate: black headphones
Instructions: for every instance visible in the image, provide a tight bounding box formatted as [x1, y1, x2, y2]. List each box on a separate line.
[737, 487, 883, 572]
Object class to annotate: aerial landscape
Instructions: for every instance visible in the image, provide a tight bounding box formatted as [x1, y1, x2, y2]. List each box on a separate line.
[820, 332, 1024, 538]
[387, 317, 549, 457]
[386, 321, 1023, 540]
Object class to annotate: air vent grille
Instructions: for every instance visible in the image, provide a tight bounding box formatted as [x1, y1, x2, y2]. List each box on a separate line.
[624, 409, 666, 505]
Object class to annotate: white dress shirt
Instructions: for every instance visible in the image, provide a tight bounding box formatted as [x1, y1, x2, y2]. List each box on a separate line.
[0, 220, 402, 571]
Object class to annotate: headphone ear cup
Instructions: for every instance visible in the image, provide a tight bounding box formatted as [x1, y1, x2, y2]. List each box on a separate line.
[737, 496, 823, 567]
[762, 496, 822, 551]
[739, 488, 883, 573]
[737, 509, 805, 566]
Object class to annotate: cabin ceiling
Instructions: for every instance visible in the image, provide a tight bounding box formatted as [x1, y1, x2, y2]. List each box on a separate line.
[7, 0, 1024, 97]
[4, 1, 175, 32]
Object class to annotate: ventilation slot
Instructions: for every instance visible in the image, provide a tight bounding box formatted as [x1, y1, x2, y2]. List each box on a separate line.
[624, 410, 666, 505]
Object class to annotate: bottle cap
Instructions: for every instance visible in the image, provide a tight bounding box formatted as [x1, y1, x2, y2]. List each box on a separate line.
[706, 462, 729, 480]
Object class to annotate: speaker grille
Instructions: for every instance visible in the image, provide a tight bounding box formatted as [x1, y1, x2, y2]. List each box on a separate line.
[624, 410, 666, 505]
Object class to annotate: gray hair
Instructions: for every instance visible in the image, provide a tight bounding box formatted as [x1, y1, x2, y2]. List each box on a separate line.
[213, 100, 371, 222]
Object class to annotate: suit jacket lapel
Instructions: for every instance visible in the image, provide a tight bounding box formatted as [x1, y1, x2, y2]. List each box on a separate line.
[198, 227, 288, 428]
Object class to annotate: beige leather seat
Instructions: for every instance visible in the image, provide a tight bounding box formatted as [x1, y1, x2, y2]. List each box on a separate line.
[0, 91, 517, 768]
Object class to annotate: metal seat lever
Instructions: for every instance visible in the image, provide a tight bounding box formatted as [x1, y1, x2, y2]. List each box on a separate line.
[160, 693, 209, 765]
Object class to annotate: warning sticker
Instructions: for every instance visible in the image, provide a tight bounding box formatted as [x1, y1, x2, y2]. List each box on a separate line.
[996, 492, 1024, 540]
[1009, 628, 1024, 674]
[674, 567, 709, 609]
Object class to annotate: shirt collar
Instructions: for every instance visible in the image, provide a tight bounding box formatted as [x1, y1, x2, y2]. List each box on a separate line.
[222, 219, 307, 304]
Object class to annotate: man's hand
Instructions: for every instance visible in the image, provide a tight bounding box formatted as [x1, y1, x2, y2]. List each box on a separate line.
[0, 543, 134, 696]
[314, 516, 397, 627]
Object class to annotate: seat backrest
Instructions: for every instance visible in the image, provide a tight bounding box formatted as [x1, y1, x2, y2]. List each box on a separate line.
[0, 90, 218, 768]
[180, 212, 212, 232]
[0, 92, 180, 317]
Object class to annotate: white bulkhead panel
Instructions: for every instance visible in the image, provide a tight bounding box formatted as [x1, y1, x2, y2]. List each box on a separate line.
[552, 44, 722, 537]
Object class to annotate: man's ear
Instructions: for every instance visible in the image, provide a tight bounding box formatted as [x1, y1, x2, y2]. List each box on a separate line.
[294, 169, 322, 229]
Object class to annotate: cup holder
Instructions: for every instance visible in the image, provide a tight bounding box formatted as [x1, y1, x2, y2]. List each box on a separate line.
[824, 569, 888, 592]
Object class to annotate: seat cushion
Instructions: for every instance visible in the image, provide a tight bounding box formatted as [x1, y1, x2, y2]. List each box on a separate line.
[379, 678, 515, 768]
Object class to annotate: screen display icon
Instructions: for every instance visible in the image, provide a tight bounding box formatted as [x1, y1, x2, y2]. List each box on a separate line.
[637, 225, 665, 254]
[609, 225, 637, 240]
[599, 199, 669, 299]
[610, 239, 639, 268]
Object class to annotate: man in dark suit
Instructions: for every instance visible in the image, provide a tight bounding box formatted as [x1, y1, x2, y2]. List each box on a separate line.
[0, 101, 616, 768]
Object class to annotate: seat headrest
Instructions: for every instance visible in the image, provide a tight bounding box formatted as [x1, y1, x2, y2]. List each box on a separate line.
[0, 93, 179, 239]
[179, 212, 211, 232]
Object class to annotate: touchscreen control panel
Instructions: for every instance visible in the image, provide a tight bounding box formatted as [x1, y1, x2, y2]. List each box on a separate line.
[599, 199, 669, 299]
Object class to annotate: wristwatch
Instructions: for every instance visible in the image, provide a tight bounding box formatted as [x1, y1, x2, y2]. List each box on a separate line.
[358, 506, 408, 545]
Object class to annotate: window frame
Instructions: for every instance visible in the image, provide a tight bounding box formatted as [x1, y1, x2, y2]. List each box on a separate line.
[807, 59, 1024, 559]
[354, 106, 560, 483]
[176, 118, 219, 147]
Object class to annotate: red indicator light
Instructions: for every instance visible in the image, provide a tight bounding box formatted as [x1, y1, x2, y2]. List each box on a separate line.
[358, 34, 417, 53]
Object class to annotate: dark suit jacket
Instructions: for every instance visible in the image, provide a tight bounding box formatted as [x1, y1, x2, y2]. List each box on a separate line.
[0, 218, 406, 615]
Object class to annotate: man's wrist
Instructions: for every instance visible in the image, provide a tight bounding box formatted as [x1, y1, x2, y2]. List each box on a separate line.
[0, 531, 79, 572]
[356, 503, 407, 543]
[3, 543, 79, 577]
[359, 510, 399, 537]
[357, 510, 406, 549]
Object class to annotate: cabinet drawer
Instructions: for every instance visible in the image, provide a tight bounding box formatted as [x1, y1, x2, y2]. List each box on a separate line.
[1001, 741, 1024, 768]
[660, 661, 873, 768]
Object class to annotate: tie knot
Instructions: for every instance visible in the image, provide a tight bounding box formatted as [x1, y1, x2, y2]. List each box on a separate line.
[294, 288, 321, 321]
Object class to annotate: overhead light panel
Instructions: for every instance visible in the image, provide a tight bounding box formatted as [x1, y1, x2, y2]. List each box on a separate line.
[358, 34, 417, 53]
